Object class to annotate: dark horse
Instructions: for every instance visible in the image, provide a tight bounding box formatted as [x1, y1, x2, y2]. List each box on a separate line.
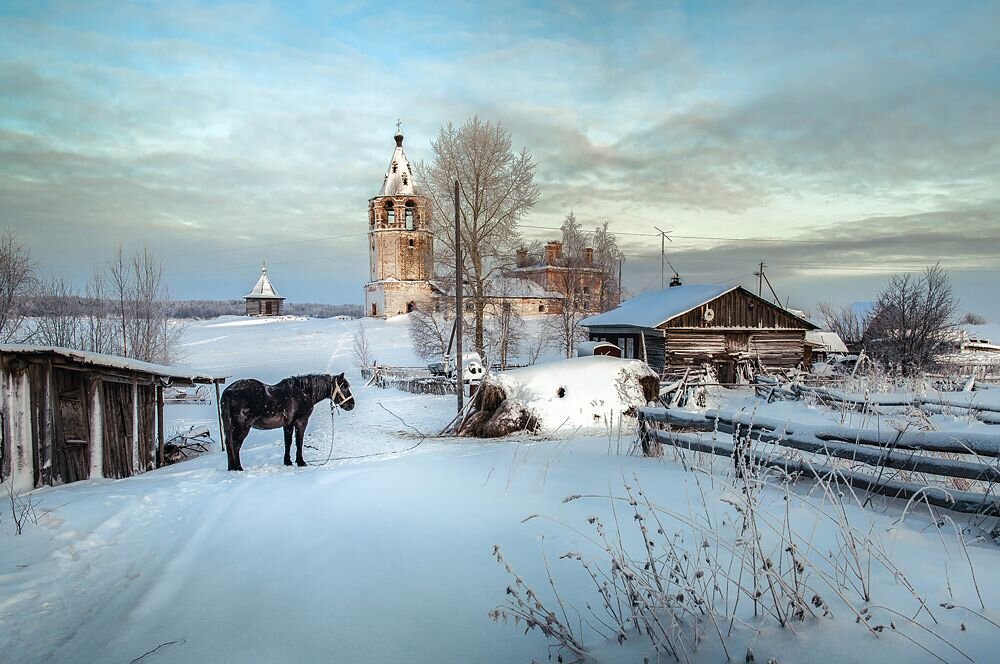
[221, 373, 355, 471]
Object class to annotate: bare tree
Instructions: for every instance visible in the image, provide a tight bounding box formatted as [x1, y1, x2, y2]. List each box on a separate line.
[0, 230, 36, 342]
[103, 247, 180, 363]
[866, 264, 959, 374]
[33, 273, 82, 348]
[817, 302, 871, 350]
[352, 322, 372, 368]
[483, 297, 525, 370]
[416, 116, 539, 356]
[959, 312, 987, 325]
[84, 267, 117, 355]
[408, 307, 453, 361]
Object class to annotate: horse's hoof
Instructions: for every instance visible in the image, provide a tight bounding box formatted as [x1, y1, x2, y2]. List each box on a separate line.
[284, 459, 293, 466]
[296, 460, 307, 467]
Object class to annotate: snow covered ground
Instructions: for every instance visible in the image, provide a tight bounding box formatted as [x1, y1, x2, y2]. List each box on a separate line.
[2, 316, 999, 663]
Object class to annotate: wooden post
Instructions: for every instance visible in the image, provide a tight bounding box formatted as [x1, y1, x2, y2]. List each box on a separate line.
[156, 385, 165, 468]
[454, 180, 463, 413]
[215, 381, 225, 451]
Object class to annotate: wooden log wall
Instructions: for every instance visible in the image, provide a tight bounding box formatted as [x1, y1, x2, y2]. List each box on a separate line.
[661, 287, 810, 330]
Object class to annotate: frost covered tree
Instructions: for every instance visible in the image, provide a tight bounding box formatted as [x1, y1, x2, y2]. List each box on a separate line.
[866, 264, 959, 374]
[0, 229, 36, 342]
[416, 116, 539, 356]
[105, 247, 182, 364]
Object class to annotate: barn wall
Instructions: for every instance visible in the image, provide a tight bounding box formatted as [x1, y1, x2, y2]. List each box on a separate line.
[661, 288, 811, 330]
[1, 368, 35, 492]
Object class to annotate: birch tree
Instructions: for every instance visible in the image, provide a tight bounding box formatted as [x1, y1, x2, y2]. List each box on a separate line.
[416, 116, 539, 356]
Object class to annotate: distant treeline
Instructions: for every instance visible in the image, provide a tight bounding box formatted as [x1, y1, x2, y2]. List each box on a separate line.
[24, 296, 363, 320]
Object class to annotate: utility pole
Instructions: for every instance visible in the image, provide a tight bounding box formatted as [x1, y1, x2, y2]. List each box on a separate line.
[653, 227, 672, 289]
[454, 180, 463, 413]
[755, 261, 766, 297]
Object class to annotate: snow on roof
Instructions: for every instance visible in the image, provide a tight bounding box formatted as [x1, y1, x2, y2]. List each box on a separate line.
[0, 345, 227, 384]
[580, 284, 735, 329]
[437, 276, 563, 299]
[244, 263, 284, 300]
[805, 330, 849, 353]
[377, 131, 416, 197]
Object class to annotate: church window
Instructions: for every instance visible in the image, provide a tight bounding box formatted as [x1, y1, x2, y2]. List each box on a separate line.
[385, 200, 395, 225]
[408, 238, 415, 249]
[392, 161, 398, 173]
[538, 304, 545, 312]
[405, 200, 415, 229]
[406, 301, 416, 313]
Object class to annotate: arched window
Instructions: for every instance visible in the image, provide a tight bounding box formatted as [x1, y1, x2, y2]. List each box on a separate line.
[385, 200, 395, 225]
[405, 200, 415, 230]
[406, 301, 416, 313]
[407, 238, 415, 249]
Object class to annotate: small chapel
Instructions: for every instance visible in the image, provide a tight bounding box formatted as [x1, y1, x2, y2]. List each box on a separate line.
[363, 126, 435, 318]
[244, 263, 285, 316]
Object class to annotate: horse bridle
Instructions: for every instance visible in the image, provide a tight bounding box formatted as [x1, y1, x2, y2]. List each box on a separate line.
[330, 377, 354, 409]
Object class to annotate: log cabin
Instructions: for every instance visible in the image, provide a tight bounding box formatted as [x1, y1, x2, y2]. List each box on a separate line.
[580, 284, 818, 382]
[0, 345, 226, 491]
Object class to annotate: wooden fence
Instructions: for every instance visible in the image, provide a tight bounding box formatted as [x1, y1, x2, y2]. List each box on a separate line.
[638, 406, 1000, 517]
[360, 366, 457, 396]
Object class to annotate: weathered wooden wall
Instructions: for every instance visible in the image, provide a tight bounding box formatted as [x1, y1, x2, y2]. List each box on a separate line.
[661, 288, 809, 330]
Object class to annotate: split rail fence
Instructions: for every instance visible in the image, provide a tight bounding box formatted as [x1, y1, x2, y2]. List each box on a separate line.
[638, 405, 1000, 517]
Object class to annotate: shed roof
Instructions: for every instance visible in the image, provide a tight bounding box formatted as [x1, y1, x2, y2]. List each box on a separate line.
[581, 284, 735, 329]
[245, 263, 284, 300]
[0, 345, 227, 385]
[580, 283, 817, 330]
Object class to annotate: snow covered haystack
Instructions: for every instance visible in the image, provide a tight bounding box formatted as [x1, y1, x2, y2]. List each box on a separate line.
[460, 356, 659, 437]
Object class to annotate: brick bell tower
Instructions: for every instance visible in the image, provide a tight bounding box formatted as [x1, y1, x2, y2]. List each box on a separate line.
[364, 124, 435, 318]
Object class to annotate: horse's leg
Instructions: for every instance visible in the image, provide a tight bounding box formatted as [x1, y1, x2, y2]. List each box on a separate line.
[283, 425, 294, 466]
[228, 426, 248, 471]
[295, 420, 307, 466]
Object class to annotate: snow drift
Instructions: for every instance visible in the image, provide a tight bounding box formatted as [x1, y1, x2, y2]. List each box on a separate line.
[461, 356, 659, 436]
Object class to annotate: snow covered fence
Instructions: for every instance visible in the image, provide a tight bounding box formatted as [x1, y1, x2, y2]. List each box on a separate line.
[791, 383, 1000, 424]
[638, 406, 1000, 516]
[360, 366, 457, 395]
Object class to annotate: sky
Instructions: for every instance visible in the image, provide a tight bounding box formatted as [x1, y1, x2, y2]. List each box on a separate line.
[1, 0, 998, 319]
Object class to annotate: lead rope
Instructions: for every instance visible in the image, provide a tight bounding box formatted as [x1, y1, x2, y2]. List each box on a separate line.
[307, 381, 429, 466]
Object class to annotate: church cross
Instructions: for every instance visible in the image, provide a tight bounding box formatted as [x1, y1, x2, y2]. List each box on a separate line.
[396, 118, 402, 133]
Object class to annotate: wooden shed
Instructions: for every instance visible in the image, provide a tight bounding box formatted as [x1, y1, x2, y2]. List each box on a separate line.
[580, 284, 818, 383]
[0, 345, 226, 491]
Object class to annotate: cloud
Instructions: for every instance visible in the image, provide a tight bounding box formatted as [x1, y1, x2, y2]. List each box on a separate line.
[0, 1, 997, 311]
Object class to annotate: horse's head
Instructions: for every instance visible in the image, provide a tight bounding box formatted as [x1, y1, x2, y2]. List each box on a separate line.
[330, 372, 355, 411]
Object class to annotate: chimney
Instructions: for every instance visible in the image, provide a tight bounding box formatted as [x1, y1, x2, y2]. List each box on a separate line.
[584, 247, 593, 265]
[545, 240, 562, 265]
[516, 247, 528, 267]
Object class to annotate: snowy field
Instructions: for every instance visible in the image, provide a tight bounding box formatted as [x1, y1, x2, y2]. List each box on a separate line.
[2, 316, 1000, 663]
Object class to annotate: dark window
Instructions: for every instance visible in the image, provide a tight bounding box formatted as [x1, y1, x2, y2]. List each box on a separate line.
[465, 302, 474, 312]
[538, 305, 545, 312]
[385, 200, 395, 225]
[408, 238, 415, 249]
[406, 301, 416, 313]
[371, 303, 377, 316]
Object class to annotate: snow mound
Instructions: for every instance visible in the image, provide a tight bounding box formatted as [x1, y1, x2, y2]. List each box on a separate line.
[494, 356, 657, 431]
